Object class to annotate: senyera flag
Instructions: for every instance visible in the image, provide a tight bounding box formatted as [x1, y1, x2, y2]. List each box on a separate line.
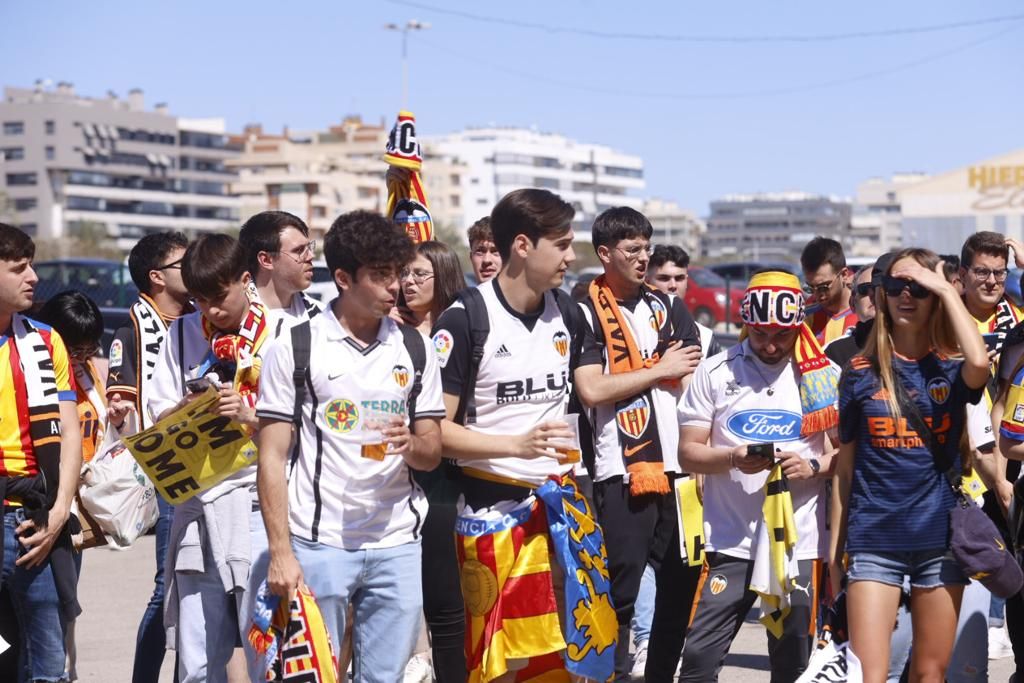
[384, 110, 434, 243]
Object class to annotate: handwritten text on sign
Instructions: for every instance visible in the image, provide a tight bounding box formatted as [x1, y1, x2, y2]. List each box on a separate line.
[123, 388, 256, 504]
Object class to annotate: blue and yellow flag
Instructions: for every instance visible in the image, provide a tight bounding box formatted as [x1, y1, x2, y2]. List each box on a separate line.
[536, 477, 617, 682]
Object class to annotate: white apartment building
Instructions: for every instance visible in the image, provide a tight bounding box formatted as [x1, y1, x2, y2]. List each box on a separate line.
[229, 117, 466, 237]
[425, 127, 645, 239]
[0, 82, 240, 247]
[848, 173, 928, 257]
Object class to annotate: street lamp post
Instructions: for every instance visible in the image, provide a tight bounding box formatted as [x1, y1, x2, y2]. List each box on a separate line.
[384, 20, 430, 109]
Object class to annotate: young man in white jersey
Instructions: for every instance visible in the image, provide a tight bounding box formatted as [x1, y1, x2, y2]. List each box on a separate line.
[677, 270, 839, 683]
[104, 231, 192, 683]
[433, 189, 614, 682]
[257, 210, 444, 682]
[573, 208, 703, 682]
[147, 234, 273, 683]
[645, 244, 721, 360]
[239, 210, 322, 337]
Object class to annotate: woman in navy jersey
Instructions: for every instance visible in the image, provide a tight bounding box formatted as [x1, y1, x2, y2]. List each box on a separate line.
[830, 248, 988, 682]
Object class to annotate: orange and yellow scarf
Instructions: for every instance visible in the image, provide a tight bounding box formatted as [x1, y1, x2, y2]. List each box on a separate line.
[384, 110, 433, 243]
[199, 297, 269, 409]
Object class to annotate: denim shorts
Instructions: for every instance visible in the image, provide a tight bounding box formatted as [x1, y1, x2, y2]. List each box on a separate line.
[847, 548, 968, 589]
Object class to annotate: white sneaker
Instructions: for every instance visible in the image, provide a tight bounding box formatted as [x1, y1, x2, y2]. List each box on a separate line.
[989, 625, 1014, 660]
[403, 653, 433, 682]
[630, 641, 649, 680]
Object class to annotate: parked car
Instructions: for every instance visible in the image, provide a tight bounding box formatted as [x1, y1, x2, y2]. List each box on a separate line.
[686, 267, 743, 328]
[32, 258, 138, 308]
[307, 261, 337, 302]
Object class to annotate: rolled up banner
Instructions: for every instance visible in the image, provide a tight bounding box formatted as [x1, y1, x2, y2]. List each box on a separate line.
[385, 110, 434, 243]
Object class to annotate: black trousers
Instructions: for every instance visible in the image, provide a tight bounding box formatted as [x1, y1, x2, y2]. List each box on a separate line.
[594, 476, 702, 683]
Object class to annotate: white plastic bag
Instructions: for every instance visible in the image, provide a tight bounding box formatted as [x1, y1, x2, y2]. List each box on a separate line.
[79, 412, 159, 548]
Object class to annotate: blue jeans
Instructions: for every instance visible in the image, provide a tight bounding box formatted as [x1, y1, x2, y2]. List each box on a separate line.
[291, 537, 423, 683]
[133, 496, 173, 683]
[631, 564, 655, 647]
[2, 509, 67, 682]
[847, 548, 967, 588]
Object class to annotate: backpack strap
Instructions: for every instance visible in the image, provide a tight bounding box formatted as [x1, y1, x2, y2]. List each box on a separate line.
[398, 324, 427, 421]
[454, 287, 490, 426]
[290, 321, 312, 428]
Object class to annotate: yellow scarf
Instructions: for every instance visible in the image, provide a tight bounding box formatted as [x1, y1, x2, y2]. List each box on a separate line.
[384, 110, 433, 243]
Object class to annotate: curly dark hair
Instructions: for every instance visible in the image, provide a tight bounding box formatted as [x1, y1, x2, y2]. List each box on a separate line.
[324, 211, 415, 286]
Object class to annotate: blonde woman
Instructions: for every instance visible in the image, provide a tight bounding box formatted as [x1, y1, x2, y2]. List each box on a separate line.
[830, 248, 988, 682]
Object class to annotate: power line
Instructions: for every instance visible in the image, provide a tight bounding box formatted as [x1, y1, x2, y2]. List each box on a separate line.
[417, 23, 1020, 101]
[386, 0, 1024, 44]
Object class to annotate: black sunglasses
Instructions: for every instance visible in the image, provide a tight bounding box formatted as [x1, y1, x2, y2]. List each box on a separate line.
[881, 275, 930, 299]
[855, 282, 874, 298]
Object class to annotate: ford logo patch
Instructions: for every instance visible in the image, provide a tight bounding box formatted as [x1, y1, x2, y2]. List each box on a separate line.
[726, 410, 802, 442]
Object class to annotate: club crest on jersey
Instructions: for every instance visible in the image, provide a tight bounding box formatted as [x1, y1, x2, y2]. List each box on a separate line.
[552, 331, 569, 358]
[648, 297, 667, 331]
[432, 329, 454, 368]
[109, 339, 123, 368]
[392, 365, 410, 388]
[323, 398, 359, 434]
[616, 396, 651, 439]
[709, 574, 728, 595]
[927, 378, 951, 405]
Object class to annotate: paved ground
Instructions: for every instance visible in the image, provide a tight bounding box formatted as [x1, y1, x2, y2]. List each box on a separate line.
[72, 535, 1015, 681]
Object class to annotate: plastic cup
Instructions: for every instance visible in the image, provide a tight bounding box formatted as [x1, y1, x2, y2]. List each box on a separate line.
[552, 414, 582, 464]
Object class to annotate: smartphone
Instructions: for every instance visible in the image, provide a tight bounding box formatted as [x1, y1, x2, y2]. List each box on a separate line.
[185, 376, 214, 394]
[747, 442, 776, 461]
[983, 332, 1002, 353]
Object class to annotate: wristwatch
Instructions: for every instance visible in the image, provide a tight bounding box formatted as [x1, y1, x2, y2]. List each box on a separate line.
[809, 458, 821, 476]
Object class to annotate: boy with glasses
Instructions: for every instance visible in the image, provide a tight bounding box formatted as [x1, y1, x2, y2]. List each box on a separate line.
[239, 210, 322, 339]
[800, 236, 858, 346]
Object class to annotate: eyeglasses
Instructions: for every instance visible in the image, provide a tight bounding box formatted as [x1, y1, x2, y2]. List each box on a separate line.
[615, 244, 653, 262]
[855, 282, 875, 298]
[69, 344, 100, 361]
[968, 266, 1009, 282]
[273, 240, 317, 264]
[155, 257, 183, 271]
[399, 268, 435, 285]
[881, 275, 931, 299]
[802, 273, 841, 296]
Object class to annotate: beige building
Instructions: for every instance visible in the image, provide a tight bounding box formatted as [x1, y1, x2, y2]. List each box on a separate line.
[642, 198, 705, 257]
[848, 173, 929, 257]
[228, 117, 465, 238]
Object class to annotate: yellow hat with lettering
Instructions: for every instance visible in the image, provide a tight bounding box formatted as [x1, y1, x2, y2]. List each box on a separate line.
[740, 271, 806, 328]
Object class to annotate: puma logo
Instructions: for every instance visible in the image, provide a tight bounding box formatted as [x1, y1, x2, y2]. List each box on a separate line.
[624, 441, 653, 458]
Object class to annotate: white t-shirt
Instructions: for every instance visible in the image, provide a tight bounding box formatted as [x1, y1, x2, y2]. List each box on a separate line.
[677, 340, 831, 561]
[256, 307, 445, 550]
[264, 292, 323, 340]
[432, 280, 576, 486]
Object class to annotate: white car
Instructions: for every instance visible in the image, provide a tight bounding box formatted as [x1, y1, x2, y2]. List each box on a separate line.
[306, 260, 336, 302]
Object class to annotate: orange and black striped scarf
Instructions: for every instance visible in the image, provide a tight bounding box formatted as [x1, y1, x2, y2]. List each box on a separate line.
[588, 276, 671, 496]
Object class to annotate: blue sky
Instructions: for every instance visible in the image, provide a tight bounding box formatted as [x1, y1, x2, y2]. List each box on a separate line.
[3, 0, 1022, 214]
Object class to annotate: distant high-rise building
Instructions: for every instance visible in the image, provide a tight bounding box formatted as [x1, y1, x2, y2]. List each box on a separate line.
[848, 173, 928, 257]
[703, 192, 852, 262]
[0, 82, 240, 246]
[425, 127, 645, 239]
[642, 198, 704, 257]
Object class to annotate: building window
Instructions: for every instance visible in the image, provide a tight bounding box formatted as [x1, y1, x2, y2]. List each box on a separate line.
[450, 174, 460, 185]
[45, 120, 56, 135]
[1, 147, 24, 161]
[451, 195, 460, 208]
[18, 223, 37, 236]
[3, 121, 24, 135]
[45, 146, 55, 160]
[5, 172, 37, 186]
[14, 197, 38, 211]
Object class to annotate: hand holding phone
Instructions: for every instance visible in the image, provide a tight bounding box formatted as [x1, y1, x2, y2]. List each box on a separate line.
[747, 442, 776, 461]
[185, 376, 215, 394]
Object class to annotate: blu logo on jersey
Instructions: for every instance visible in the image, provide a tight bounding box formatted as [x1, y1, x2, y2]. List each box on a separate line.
[725, 410, 802, 442]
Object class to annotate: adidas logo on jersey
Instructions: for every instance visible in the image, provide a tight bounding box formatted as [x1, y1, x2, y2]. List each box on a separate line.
[495, 344, 512, 359]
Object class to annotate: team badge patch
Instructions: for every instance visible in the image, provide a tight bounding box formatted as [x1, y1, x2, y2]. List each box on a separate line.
[649, 297, 667, 331]
[709, 574, 728, 595]
[392, 365, 410, 388]
[433, 329, 454, 368]
[552, 331, 569, 358]
[109, 339, 123, 368]
[616, 396, 651, 439]
[927, 377, 951, 405]
[1014, 404, 1024, 423]
[323, 398, 359, 434]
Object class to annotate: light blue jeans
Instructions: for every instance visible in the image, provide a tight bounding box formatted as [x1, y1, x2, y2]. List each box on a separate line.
[290, 537, 423, 683]
[2, 509, 67, 683]
[631, 563, 656, 647]
[174, 509, 266, 683]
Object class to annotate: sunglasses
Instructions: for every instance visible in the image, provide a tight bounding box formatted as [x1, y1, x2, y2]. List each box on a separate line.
[881, 275, 931, 299]
[855, 282, 874, 298]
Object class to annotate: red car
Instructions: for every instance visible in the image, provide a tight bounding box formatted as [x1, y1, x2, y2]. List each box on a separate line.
[685, 267, 743, 329]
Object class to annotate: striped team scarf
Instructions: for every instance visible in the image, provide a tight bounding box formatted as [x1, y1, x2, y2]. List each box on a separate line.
[248, 581, 338, 682]
[199, 295, 269, 409]
[739, 271, 839, 436]
[587, 276, 671, 496]
[384, 110, 433, 243]
[106, 294, 174, 431]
